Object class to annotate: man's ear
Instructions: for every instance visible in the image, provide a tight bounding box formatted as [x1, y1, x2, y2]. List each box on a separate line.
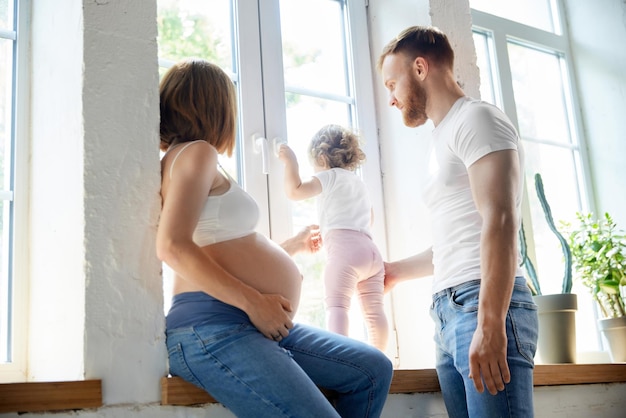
[414, 57, 428, 81]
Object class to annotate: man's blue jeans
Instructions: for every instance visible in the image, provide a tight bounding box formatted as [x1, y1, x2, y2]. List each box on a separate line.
[166, 319, 393, 418]
[430, 277, 538, 418]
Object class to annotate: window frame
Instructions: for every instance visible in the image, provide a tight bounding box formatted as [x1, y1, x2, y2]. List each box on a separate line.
[253, 0, 385, 247]
[0, 0, 30, 382]
[470, 6, 593, 212]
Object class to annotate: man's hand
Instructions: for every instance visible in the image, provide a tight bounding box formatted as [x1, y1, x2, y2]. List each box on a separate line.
[468, 323, 511, 394]
[383, 261, 401, 293]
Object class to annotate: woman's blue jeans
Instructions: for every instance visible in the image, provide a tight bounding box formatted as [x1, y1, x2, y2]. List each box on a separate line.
[430, 277, 538, 418]
[166, 320, 393, 418]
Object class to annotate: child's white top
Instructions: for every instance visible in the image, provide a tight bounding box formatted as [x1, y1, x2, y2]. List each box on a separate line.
[313, 167, 372, 239]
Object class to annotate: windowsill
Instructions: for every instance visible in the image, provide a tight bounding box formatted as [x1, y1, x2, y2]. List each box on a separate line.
[1, 365, 624, 413]
[0, 380, 102, 413]
[161, 363, 626, 406]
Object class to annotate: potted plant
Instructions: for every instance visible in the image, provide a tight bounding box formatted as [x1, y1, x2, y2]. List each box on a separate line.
[519, 173, 577, 363]
[562, 211, 626, 362]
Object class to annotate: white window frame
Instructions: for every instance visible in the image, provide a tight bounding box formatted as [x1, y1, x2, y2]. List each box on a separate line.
[470, 5, 593, 212]
[0, 0, 30, 382]
[256, 0, 385, 247]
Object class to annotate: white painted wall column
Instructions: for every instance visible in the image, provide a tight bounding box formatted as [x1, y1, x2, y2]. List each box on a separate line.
[28, 0, 165, 405]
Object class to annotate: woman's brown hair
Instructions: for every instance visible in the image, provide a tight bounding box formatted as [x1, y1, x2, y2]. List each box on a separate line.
[159, 59, 237, 156]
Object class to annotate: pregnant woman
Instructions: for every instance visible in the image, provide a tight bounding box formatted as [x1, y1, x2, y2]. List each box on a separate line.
[156, 58, 393, 418]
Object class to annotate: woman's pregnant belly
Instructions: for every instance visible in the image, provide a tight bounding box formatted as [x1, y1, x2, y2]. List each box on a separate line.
[199, 233, 303, 316]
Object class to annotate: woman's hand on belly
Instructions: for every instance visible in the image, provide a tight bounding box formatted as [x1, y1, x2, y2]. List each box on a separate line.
[200, 233, 304, 308]
[244, 293, 294, 341]
[170, 233, 304, 340]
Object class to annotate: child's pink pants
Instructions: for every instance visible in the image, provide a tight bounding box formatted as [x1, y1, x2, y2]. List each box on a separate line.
[323, 229, 388, 350]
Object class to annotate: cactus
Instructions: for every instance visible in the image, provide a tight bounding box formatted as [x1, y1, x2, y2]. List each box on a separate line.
[533, 173, 573, 294]
[519, 221, 540, 295]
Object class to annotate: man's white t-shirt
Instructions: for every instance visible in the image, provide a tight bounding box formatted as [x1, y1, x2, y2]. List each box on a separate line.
[422, 96, 525, 294]
[313, 168, 372, 239]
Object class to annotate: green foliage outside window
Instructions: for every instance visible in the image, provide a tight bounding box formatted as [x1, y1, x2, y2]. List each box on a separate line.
[157, 6, 225, 71]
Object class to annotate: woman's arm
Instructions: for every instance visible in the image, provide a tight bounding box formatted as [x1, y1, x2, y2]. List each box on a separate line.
[280, 225, 322, 256]
[157, 142, 294, 339]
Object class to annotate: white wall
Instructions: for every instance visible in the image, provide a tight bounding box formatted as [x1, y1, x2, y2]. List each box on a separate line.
[366, 0, 438, 370]
[10, 0, 626, 416]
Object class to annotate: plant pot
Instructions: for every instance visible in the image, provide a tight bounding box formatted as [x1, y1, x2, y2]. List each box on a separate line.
[533, 293, 578, 363]
[598, 316, 626, 363]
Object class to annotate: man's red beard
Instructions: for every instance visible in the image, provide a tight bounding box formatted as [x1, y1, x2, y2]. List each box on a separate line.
[402, 75, 428, 127]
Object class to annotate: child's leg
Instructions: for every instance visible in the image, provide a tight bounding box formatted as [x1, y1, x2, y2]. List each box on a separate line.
[323, 254, 358, 337]
[325, 229, 389, 350]
[324, 230, 365, 337]
[357, 267, 388, 351]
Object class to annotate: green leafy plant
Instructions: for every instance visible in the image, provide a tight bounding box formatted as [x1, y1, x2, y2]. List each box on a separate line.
[561, 212, 626, 318]
[519, 173, 573, 296]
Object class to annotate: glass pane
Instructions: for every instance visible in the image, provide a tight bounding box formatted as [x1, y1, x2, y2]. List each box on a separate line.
[472, 31, 498, 106]
[157, 0, 238, 313]
[0, 0, 13, 30]
[157, 0, 233, 74]
[0, 199, 8, 363]
[285, 96, 351, 180]
[156, 0, 238, 182]
[471, 0, 556, 33]
[522, 142, 597, 353]
[285, 95, 352, 331]
[509, 42, 572, 145]
[0, 38, 11, 189]
[523, 142, 581, 294]
[0, 35, 11, 364]
[280, 0, 348, 96]
[279, 1, 365, 339]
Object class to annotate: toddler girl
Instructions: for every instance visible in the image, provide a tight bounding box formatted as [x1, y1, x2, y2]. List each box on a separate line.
[278, 124, 388, 351]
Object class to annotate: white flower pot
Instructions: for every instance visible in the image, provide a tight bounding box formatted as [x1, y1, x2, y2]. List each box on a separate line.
[598, 316, 626, 363]
[534, 293, 578, 364]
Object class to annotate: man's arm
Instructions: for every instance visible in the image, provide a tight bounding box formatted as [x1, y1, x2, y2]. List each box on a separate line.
[467, 148, 521, 395]
[384, 248, 434, 293]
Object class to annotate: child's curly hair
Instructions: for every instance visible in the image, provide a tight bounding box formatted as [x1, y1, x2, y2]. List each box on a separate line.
[308, 124, 366, 171]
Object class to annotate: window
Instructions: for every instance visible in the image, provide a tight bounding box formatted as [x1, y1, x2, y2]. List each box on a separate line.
[0, 0, 28, 381]
[471, 0, 560, 33]
[157, 0, 383, 345]
[471, 1, 601, 355]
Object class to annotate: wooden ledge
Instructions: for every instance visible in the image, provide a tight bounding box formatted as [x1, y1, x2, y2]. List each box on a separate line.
[0, 379, 102, 413]
[161, 369, 441, 405]
[2, 365, 623, 413]
[161, 364, 626, 406]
